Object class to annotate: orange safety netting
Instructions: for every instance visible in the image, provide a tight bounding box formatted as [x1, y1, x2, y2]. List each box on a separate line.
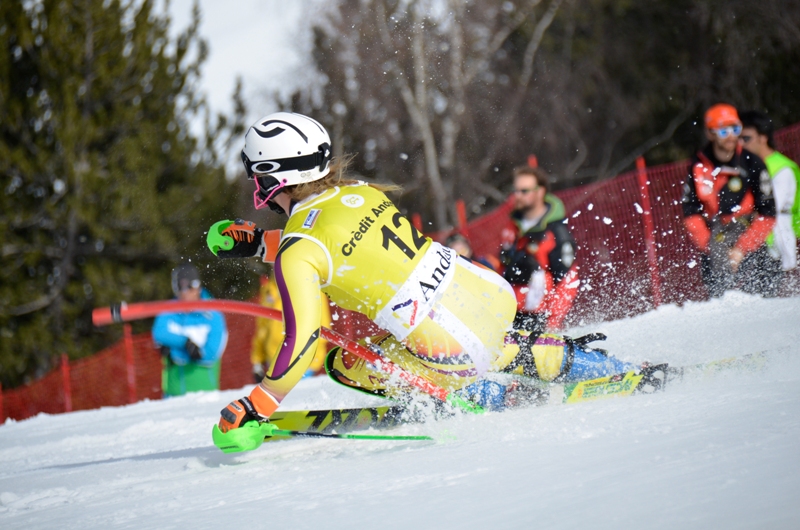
[3, 122, 799, 423]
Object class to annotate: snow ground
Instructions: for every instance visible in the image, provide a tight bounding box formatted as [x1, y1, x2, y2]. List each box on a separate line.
[1, 292, 799, 529]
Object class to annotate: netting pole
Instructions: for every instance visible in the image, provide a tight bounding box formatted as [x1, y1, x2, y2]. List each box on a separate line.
[123, 324, 137, 404]
[411, 212, 423, 233]
[636, 156, 662, 307]
[455, 200, 469, 237]
[0, 382, 4, 424]
[61, 353, 73, 413]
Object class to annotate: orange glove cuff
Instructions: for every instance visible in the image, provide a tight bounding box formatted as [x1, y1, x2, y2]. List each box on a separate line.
[262, 230, 283, 263]
[248, 383, 280, 418]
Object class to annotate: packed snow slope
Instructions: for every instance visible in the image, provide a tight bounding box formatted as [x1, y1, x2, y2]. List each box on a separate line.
[1, 292, 799, 529]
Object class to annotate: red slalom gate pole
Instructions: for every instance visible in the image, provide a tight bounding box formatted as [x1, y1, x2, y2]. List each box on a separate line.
[636, 157, 662, 307]
[123, 324, 137, 404]
[61, 353, 73, 413]
[93, 300, 481, 413]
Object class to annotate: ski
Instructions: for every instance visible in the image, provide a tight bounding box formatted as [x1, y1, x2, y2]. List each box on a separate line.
[261, 369, 658, 439]
[212, 418, 433, 453]
[237, 350, 772, 446]
[500, 350, 770, 406]
[490, 362, 666, 408]
[267, 405, 412, 435]
[665, 350, 769, 382]
[557, 369, 653, 403]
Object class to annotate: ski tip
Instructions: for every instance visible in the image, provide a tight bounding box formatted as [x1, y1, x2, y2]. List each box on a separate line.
[342, 433, 434, 441]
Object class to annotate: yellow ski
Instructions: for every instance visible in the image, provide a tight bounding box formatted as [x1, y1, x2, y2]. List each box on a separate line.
[266, 406, 410, 439]
[560, 371, 645, 403]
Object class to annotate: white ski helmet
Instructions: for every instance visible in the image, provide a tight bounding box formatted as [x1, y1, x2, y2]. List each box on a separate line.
[241, 112, 332, 211]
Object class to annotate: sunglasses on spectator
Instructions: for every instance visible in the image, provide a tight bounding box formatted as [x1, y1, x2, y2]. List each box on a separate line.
[739, 135, 753, 143]
[513, 186, 539, 195]
[713, 125, 742, 139]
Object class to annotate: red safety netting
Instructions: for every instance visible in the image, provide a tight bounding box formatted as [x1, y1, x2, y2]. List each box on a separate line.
[447, 122, 800, 325]
[0, 305, 381, 422]
[2, 369, 66, 421]
[1, 333, 163, 421]
[219, 312, 256, 391]
[3, 122, 799, 423]
[553, 160, 707, 324]
[69, 343, 131, 410]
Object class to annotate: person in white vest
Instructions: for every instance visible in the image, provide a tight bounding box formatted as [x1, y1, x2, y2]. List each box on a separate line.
[739, 110, 800, 274]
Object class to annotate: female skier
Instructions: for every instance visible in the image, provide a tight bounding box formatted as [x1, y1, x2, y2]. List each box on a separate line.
[211, 112, 641, 432]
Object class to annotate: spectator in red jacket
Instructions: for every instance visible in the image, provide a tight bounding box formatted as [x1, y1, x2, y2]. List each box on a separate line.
[500, 166, 579, 332]
[681, 103, 778, 297]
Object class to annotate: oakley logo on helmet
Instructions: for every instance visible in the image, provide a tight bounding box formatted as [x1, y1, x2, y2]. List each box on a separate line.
[253, 161, 281, 174]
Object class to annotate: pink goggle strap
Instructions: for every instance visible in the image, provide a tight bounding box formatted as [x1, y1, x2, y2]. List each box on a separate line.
[253, 177, 287, 210]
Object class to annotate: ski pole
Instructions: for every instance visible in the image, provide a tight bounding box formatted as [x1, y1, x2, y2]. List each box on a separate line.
[93, 299, 483, 414]
[211, 419, 431, 453]
[270, 429, 432, 441]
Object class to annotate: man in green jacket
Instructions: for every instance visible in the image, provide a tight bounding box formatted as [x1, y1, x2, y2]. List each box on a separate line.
[739, 111, 800, 272]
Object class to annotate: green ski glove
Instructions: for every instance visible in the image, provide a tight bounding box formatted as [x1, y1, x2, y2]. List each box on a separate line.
[207, 219, 269, 260]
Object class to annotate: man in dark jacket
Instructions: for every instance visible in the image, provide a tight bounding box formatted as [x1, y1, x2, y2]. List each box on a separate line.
[500, 166, 579, 332]
[682, 103, 778, 297]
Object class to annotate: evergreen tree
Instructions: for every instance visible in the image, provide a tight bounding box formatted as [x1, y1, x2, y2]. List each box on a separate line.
[0, 0, 241, 387]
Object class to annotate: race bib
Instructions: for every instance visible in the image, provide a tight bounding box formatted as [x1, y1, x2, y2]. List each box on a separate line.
[374, 242, 456, 340]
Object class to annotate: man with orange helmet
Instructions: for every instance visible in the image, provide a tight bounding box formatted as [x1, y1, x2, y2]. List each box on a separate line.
[681, 103, 778, 297]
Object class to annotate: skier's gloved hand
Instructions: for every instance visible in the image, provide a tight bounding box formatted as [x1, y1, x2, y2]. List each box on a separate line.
[210, 219, 282, 263]
[219, 219, 267, 259]
[185, 339, 202, 362]
[218, 397, 267, 433]
[252, 363, 265, 383]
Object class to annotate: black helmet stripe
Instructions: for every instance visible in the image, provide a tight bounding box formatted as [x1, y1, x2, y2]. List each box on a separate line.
[254, 119, 309, 143]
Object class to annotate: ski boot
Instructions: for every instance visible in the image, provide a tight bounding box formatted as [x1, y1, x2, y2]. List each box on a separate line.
[502, 379, 550, 408]
[635, 362, 669, 394]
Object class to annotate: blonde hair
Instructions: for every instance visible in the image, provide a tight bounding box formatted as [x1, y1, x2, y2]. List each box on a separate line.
[283, 154, 402, 202]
